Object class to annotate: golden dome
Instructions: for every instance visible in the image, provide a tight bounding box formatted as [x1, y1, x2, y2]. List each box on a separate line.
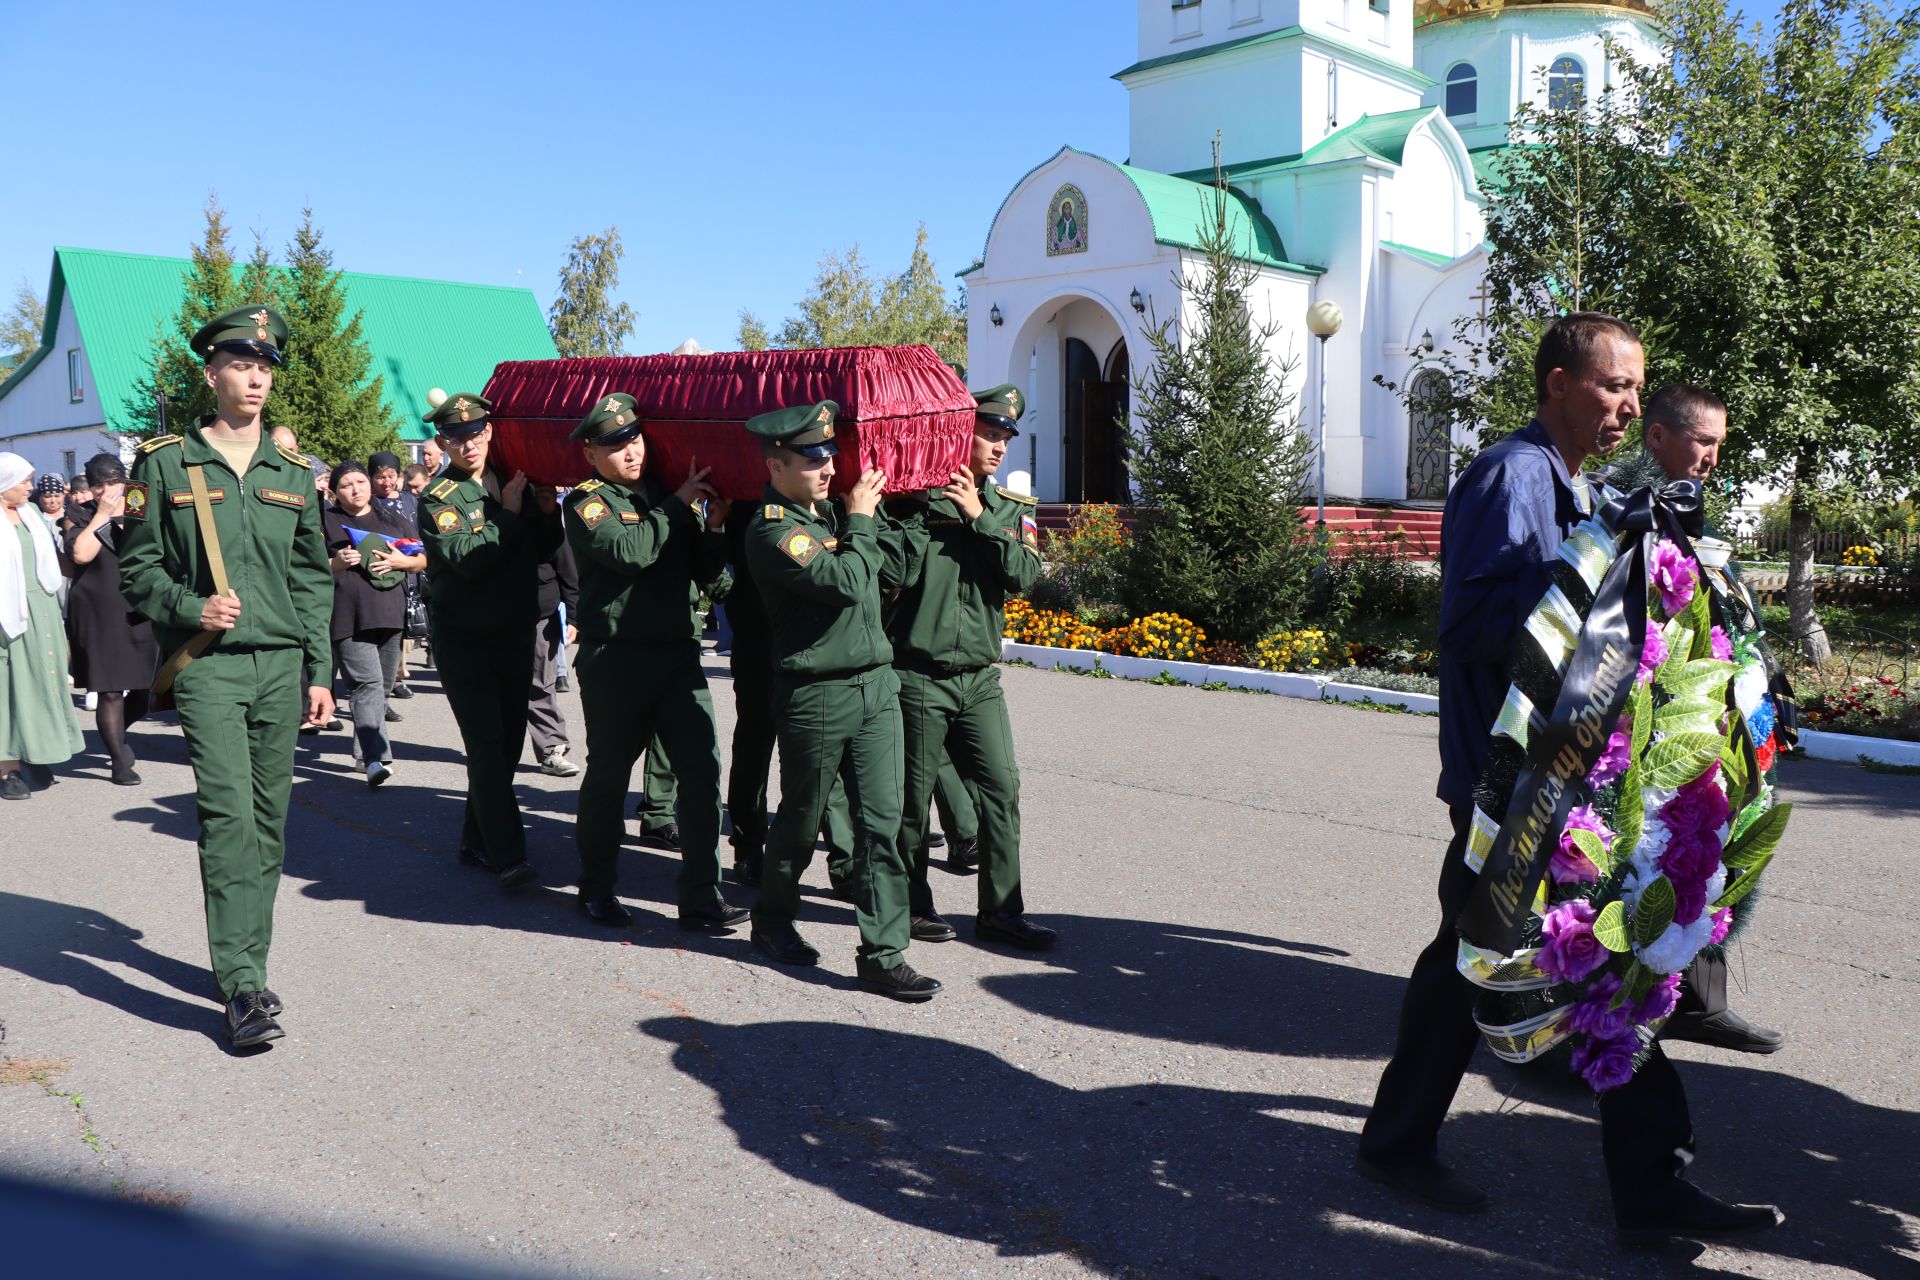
[1416, 0, 1655, 24]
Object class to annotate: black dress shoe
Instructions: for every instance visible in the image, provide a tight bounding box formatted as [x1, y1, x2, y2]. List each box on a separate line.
[638, 823, 682, 851]
[109, 753, 141, 786]
[580, 896, 633, 927]
[384, 706, 403, 723]
[1661, 1009, 1786, 1054]
[948, 835, 980, 874]
[226, 992, 285, 1050]
[388, 682, 413, 700]
[1618, 1183, 1784, 1246]
[0, 772, 26, 801]
[497, 860, 537, 890]
[752, 928, 821, 966]
[1355, 1155, 1487, 1213]
[257, 988, 284, 1017]
[458, 846, 487, 868]
[927, 830, 947, 849]
[911, 912, 957, 943]
[975, 911, 1057, 950]
[679, 903, 751, 932]
[731, 853, 763, 887]
[859, 962, 942, 1002]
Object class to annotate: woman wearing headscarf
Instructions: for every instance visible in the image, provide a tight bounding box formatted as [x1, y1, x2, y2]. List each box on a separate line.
[0, 453, 85, 799]
[323, 459, 425, 786]
[65, 452, 158, 785]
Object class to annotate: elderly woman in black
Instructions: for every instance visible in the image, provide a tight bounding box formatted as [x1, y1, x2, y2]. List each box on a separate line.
[65, 453, 157, 785]
[324, 460, 425, 787]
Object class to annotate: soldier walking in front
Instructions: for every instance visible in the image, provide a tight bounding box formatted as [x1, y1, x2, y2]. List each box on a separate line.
[118, 304, 334, 1051]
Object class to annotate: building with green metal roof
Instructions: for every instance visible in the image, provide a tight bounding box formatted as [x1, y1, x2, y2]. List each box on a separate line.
[0, 246, 555, 478]
[960, 0, 1659, 506]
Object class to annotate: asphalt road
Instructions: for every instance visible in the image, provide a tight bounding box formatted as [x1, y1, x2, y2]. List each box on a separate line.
[0, 658, 1914, 1279]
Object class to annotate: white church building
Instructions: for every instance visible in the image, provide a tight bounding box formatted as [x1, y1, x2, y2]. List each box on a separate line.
[962, 0, 1659, 506]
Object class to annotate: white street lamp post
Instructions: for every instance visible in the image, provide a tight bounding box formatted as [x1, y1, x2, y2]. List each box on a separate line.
[1304, 300, 1344, 528]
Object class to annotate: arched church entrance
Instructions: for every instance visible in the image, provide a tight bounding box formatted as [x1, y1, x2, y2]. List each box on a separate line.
[1063, 335, 1130, 504]
[1405, 369, 1451, 502]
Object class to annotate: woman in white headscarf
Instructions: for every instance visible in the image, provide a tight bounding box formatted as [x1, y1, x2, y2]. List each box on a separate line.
[0, 453, 85, 798]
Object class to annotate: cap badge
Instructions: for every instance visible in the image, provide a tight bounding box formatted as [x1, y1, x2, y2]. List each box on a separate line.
[821, 423, 834, 440]
[453, 396, 472, 423]
[602, 396, 621, 413]
[249, 310, 269, 326]
[818, 407, 831, 423]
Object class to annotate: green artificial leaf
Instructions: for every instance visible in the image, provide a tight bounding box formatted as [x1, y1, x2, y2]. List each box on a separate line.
[1662, 659, 1737, 704]
[1655, 626, 1695, 693]
[1634, 876, 1676, 948]
[1680, 589, 1714, 659]
[1593, 900, 1631, 953]
[1609, 960, 1659, 1009]
[1713, 851, 1774, 910]
[1614, 767, 1643, 863]
[1730, 789, 1772, 843]
[1629, 677, 1653, 759]
[1723, 801, 1792, 869]
[1569, 827, 1608, 872]
[1644, 732, 1724, 789]
[1720, 736, 1750, 795]
[1656, 698, 1725, 736]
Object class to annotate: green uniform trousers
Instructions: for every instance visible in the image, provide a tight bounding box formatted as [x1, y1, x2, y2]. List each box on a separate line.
[575, 642, 725, 910]
[756, 667, 911, 975]
[173, 646, 302, 1001]
[636, 739, 676, 830]
[727, 637, 856, 879]
[898, 664, 1025, 916]
[931, 756, 978, 846]
[436, 629, 533, 869]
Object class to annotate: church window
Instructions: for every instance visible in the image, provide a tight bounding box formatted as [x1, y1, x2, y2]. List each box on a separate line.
[1445, 63, 1477, 118]
[1369, 0, 1389, 12]
[1548, 55, 1585, 110]
[1173, 0, 1202, 39]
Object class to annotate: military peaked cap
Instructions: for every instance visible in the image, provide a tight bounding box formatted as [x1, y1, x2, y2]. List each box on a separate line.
[973, 384, 1025, 435]
[745, 400, 839, 458]
[571, 392, 643, 446]
[193, 303, 288, 366]
[423, 390, 494, 438]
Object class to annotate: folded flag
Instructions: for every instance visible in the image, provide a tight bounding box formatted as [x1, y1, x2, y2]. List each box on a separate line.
[342, 526, 423, 556]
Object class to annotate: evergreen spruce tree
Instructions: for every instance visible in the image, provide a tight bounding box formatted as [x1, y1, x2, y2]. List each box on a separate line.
[129, 194, 241, 437]
[549, 227, 636, 357]
[272, 208, 401, 463]
[1125, 157, 1313, 643]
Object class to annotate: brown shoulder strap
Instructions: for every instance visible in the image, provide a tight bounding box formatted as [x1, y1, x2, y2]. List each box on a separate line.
[151, 463, 229, 695]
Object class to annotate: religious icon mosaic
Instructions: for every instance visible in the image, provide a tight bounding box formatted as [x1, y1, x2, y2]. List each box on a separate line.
[1046, 184, 1087, 256]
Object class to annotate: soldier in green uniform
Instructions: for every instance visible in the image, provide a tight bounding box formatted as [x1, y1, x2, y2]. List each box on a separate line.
[562, 392, 750, 932]
[416, 390, 563, 890]
[743, 400, 941, 1001]
[118, 304, 335, 1050]
[889, 385, 1056, 949]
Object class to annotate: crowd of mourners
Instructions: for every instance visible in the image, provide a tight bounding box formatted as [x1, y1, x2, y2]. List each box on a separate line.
[0, 435, 599, 799]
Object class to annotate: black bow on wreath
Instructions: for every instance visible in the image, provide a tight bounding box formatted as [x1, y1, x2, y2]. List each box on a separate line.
[1457, 480, 1713, 956]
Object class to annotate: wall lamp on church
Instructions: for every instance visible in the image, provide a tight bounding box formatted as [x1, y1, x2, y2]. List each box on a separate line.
[1417, 328, 1435, 354]
[989, 304, 1003, 327]
[1130, 287, 1146, 315]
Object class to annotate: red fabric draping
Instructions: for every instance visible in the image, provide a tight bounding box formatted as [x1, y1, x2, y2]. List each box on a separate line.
[480, 345, 975, 497]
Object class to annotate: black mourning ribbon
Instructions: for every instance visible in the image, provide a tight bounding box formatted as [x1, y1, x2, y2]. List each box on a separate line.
[1456, 480, 1705, 955]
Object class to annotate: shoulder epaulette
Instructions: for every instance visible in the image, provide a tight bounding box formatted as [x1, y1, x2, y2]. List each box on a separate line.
[275, 445, 311, 468]
[1000, 489, 1037, 506]
[427, 478, 459, 501]
[574, 478, 605, 494]
[136, 434, 181, 454]
[762, 503, 786, 520]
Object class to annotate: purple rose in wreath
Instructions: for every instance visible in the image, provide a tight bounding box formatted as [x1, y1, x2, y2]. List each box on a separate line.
[1710, 626, 1734, 661]
[1671, 876, 1710, 927]
[1566, 972, 1632, 1040]
[1650, 539, 1699, 616]
[1637, 624, 1668, 685]
[1709, 907, 1733, 946]
[1571, 1031, 1641, 1092]
[1538, 900, 1609, 983]
[1631, 972, 1683, 1026]
[1553, 805, 1612, 885]
[1660, 828, 1722, 888]
[1587, 723, 1633, 789]
[1660, 769, 1729, 837]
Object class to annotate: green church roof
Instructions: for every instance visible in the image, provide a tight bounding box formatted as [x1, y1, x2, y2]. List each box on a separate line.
[1172, 108, 1448, 184]
[0, 247, 557, 443]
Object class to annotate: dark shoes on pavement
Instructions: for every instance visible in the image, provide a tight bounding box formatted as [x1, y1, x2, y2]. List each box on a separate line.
[1, 772, 29, 801]
[388, 682, 413, 700]
[257, 988, 284, 1017]
[1617, 1183, 1785, 1246]
[226, 992, 284, 1050]
[731, 852, 763, 887]
[109, 750, 140, 786]
[458, 845, 487, 868]
[680, 903, 751, 932]
[638, 823, 682, 851]
[975, 912, 1057, 950]
[497, 860, 537, 891]
[752, 927, 821, 966]
[948, 836, 980, 874]
[384, 706, 403, 723]
[910, 912, 957, 943]
[1662, 1009, 1786, 1054]
[859, 962, 942, 1002]
[1355, 1154, 1488, 1213]
[580, 896, 633, 927]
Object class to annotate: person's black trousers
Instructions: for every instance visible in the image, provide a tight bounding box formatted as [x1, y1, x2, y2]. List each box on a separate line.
[1360, 806, 1697, 1220]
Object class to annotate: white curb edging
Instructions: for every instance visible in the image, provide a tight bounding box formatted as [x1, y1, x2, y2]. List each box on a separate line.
[1797, 728, 1920, 768]
[999, 640, 1437, 712]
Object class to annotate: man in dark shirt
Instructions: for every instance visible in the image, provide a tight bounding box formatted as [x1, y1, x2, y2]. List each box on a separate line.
[1357, 313, 1781, 1245]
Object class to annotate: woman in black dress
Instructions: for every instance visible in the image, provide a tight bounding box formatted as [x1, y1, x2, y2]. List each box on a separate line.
[64, 453, 156, 785]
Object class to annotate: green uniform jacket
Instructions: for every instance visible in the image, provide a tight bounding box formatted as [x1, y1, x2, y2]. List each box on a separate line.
[417, 468, 563, 634]
[888, 481, 1041, 674]
[563, 477, 727, 644]
[118, 419, 332, 675]
[744, 487, 923, 680]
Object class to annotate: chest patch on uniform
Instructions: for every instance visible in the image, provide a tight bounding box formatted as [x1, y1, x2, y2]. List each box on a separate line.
[764, 504, 786, 520]
[169, 488, 226, 506]
[579, 498, 611, 528]
[1020, 513, 1040, 550]
[618, 511, 641, 523]
[124, 483, 148, 519]
[782, 530, 819, 564]
[258, 488, 306, 508]
[434, 507, 461, 532]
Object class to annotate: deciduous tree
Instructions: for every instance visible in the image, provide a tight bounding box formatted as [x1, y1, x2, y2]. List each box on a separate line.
[549, 227, 636, 358]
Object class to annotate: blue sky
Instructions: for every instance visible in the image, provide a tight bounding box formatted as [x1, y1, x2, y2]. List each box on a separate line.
[2, 0, 1787, 356]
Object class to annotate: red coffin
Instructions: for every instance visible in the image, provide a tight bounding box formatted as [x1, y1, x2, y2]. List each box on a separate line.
[481, 345, 975, 498]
